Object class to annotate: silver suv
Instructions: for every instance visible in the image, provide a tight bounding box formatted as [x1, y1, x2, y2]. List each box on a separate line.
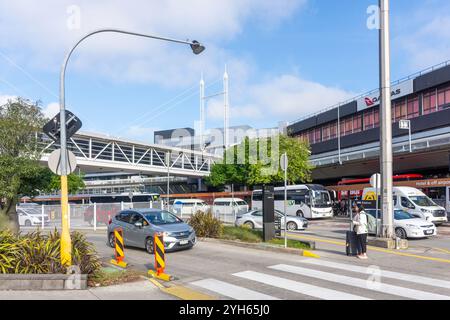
[107, 209, 196, 254]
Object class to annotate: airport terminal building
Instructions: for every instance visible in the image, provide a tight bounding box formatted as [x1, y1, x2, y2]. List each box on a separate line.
[287, 61, 450, 210]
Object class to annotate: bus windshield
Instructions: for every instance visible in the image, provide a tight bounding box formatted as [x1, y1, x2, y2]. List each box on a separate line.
[311, 190, 330, 208]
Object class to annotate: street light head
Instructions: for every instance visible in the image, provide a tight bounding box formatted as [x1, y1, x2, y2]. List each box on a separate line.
[190, 40, 205, 55]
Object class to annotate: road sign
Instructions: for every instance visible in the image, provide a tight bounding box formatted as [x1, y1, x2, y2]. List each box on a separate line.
[399, 119, 410, 130]
[43, 109, 82, 142]
[47, 149, 77, 175]
[370, 173, 381, 189]
[280, 153, 288, 172]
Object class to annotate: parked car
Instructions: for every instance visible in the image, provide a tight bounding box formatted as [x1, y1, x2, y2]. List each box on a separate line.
[213, 198, 248, 217]
[365, 209, 437, 239]
[172, 199, 209, 217]
[107, 209, 196, 253]
[17, 207, 49, 227]
[235, 209, 308, 231]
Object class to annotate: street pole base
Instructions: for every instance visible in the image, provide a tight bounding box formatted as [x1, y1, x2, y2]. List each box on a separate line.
[110, 259, 128, 269]
[368, 237, 408, 250]
[148, 270, 173, 282]
[303, 250, 320, 258]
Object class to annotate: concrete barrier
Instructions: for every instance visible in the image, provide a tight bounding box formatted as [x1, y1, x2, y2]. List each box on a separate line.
[0, 274, 88, 290]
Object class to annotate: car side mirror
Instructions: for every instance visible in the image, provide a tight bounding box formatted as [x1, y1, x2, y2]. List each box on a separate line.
[135, 222, 143, 228]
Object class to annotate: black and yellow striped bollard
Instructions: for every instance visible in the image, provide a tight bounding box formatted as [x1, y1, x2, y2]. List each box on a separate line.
[148, 233, 173, 281]
[110, 228, 128, 268]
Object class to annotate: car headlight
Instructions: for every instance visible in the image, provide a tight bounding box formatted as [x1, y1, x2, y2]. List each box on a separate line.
[421, 208, 431, 213]
[406, 224, 420, 230]
[162, 231, 171, 237]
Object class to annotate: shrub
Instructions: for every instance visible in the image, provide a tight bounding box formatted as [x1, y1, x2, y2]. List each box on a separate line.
[188, 210, 223, 238]
[0, 229, 101, 275]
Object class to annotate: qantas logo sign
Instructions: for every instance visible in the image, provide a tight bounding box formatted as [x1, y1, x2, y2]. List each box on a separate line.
[356, 80, 413, 111]
[364, 89, 402, 107]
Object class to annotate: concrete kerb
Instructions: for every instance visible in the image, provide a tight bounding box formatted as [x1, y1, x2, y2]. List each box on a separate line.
[0, 274, 88, 290]
[200, 237, 318, 257]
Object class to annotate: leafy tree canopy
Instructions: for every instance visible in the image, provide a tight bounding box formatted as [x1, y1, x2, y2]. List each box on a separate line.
[206, 134, 314, 188]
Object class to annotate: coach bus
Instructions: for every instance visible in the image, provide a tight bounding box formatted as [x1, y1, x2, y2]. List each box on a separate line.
[251, 185, 333, 219]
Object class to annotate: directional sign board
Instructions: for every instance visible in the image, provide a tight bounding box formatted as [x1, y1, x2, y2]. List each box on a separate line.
[43, 110, 82, 142]
[370, 173, 381, 189]
[47, 149, 77, 175]
[280, 153, 288, 172]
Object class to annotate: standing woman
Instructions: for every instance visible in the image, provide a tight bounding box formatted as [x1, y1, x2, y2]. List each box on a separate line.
[352, 204, 369, 259]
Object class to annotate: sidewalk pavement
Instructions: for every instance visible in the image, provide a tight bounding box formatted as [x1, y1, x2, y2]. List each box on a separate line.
[0, 279, 177, 300]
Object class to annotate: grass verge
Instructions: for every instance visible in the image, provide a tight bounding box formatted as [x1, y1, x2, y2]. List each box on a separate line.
[220, 226, 311, 250]
[88, 266, 146, 287]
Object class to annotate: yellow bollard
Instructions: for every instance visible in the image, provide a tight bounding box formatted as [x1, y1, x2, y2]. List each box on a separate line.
[110, 228, 128, 268]
[148, 233, 173, 281]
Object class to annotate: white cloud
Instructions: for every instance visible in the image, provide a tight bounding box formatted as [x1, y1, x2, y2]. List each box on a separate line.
[0, 0, 306, 87]
[207, 74, 355, 123]
[124, 125, 157, 143]
[396, 4, 450, 70]
[41, 102, 60, 118]
[0, 94, 17, 105]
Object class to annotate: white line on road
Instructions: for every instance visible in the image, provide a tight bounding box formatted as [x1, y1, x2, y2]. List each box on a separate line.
[232, 271, 370, 300]
[190, 279, 280, 300]
[299, 259, 450, 290]
[269, 264, 450, 300]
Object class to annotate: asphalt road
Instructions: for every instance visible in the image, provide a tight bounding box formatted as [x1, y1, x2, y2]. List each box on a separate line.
[84, 222, 450, 300]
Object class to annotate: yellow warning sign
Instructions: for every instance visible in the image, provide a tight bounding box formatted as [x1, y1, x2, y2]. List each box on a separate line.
[363, 191, 377, 201]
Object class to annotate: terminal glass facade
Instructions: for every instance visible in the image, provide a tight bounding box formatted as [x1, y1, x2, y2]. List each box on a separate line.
[297, 82, 450, 145]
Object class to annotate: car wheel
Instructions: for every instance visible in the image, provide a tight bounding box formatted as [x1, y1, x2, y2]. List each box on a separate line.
[25, 220, 32, 227]
[296, 210, 304, 218]
[287, 221, 297, 231]
[244, 221, 254, 229]
[108, 233, 115, 248]
[395, 228, 407, 239]
[145, 237, 154, 254]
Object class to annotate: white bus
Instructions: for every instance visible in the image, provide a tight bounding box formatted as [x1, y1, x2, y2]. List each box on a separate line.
[251, 184, 333, 219]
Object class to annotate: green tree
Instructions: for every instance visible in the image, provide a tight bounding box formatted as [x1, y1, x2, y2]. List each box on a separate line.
[0, 99, 47, 231]
[0, 99, 86, 231]
[46, 172, 85, 194]
[206, 134, 314, 188]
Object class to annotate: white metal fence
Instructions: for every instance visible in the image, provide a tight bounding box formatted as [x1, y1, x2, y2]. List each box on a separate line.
[17, 200, 240, 232]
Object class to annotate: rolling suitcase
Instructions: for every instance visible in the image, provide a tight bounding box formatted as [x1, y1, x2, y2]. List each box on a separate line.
[346, 230, 358, 256]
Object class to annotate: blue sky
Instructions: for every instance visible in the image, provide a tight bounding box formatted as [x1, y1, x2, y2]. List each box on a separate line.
[1, 0, 449, 143]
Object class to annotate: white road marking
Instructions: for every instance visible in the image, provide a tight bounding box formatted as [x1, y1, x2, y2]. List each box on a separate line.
[299, 259, 450, 290]
[190, 279, 280, 300]
[232, 271, 370, 300]
[269, 264, 450, 300]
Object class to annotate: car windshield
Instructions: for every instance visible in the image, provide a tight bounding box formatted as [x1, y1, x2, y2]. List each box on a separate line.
[311, 190, 330, 208]
[144, 211, 182, 225]
[394, 210, 415, 220]
[409, 196, 436, 207]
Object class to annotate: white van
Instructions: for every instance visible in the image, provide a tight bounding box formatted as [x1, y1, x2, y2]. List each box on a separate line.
[213, 198, 249, 218]
[172, 199, 209, 218]
[363, 186, 448, 225]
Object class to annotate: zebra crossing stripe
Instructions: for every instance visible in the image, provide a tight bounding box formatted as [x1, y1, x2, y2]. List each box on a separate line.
[191, 279, 280, 300]
[233, 271, 370, 300]
[299, 259, 450, 290]
[269, 264, 450, 300]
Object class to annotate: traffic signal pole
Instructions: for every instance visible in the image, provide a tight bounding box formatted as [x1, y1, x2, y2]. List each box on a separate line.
[379, 0, 394, 238]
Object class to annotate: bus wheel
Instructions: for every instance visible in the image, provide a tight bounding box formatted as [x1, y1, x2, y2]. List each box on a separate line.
[296, 211, 304, 218]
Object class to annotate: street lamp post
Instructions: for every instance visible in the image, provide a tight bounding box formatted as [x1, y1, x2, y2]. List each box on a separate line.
[58, 29, 205, 266]
[379, 0, 394, 239]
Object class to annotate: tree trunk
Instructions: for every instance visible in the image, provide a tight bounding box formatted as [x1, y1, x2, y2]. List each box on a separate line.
[0, 197, 19, 233]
